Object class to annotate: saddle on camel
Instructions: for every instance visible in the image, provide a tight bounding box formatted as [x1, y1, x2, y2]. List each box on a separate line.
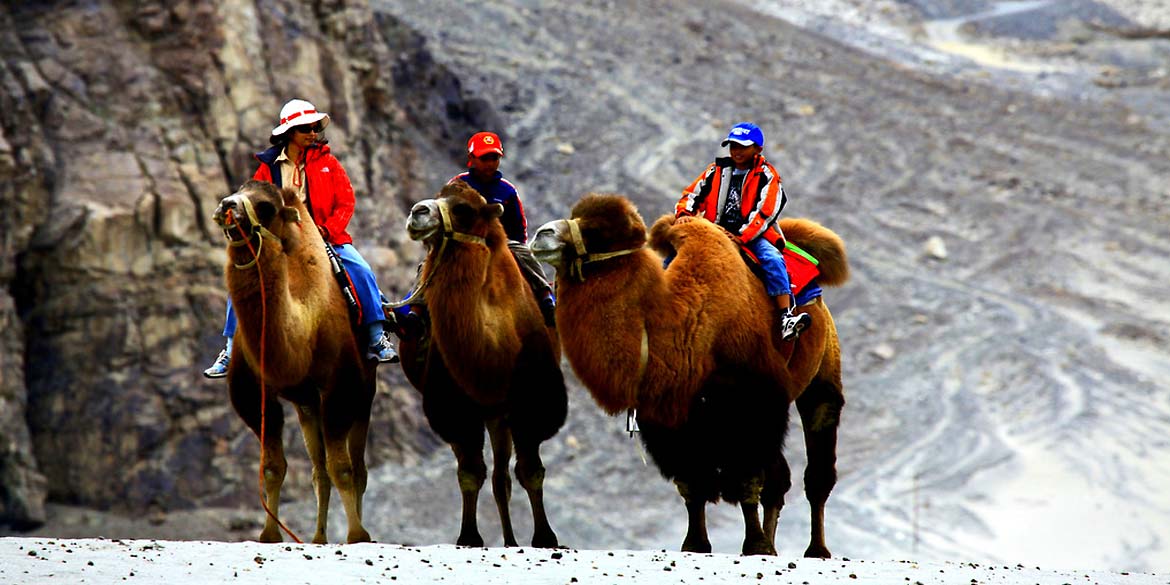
[530, 193, 848, 557]
[393, 181, 568, 548]
[212, 179, 378, 544]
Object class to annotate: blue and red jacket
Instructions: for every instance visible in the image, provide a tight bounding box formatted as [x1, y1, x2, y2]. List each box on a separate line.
[254, 143, 355, 246]
[676, 155, 787, 246]
[449, 171, 528, 243]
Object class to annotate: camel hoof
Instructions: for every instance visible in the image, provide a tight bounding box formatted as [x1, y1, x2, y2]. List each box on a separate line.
[804, 544, 831, 559]
[347, 528, 371, 544]
[742, 540, 777, 556]
[681, 539, 712, 554]
[258, 528, 283, 543]
[312, 534, 328, 545]
[531, 530, 559, 549]
[457, 533, 485, 548]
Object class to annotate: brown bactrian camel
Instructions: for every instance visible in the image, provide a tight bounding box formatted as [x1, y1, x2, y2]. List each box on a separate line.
[398, 181, 567, 547]
[212, 179, 376, 544]
[530, 193, 848, 557]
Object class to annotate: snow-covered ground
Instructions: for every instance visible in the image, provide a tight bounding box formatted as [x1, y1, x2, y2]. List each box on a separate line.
[2, 537, 1165, 585]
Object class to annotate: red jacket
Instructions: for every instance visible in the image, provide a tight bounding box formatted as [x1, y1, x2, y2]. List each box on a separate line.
[253, 143, 355, 246]
[676, 155, 786, 246]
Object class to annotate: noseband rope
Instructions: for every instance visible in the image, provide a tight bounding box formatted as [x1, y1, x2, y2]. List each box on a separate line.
[564, 218, 642, 282]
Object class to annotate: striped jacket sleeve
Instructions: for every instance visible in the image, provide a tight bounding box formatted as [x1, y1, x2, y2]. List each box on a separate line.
[676, 163, 716, 217]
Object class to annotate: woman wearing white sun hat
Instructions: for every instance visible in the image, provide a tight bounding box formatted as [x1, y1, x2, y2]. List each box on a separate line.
[204, 98, 398, 377]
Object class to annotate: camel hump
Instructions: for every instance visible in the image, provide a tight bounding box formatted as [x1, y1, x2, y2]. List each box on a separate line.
[778, 217, 849, 287]
[648, 213, 676, 257]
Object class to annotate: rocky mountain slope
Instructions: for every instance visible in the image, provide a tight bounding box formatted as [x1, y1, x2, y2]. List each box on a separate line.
[3, 0, 1169, 575]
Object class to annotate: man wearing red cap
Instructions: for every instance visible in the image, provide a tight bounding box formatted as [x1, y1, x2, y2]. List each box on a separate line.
[451, 131, 556, 326]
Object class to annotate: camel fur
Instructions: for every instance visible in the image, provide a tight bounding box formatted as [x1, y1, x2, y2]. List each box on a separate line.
[530, 193, 847, 557]
[400, 181, 567, 548]
[212, 179, 376, 544]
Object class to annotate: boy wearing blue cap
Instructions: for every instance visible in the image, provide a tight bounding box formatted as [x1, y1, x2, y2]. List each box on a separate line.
[676, 122, 811, 341]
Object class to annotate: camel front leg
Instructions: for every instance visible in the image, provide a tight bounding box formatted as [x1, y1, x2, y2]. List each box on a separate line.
[761, 453, 793, 548]
[295, 404, 331, 544]
[450, 441, 488, 547]
[739, 500, 775, 556]
[796, 379, 844, 559]
[675, 481, 712, 554]
[229, 368, 288, 543]
[725, 472, 774, 556]
[513, 436, 557, 548]
[485, 418, 518, 546]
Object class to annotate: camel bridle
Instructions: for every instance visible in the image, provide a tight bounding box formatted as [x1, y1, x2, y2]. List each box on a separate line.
[564, 218, 643, 282]
[388, 197, 489, 310]
[221, 194, 300, 270]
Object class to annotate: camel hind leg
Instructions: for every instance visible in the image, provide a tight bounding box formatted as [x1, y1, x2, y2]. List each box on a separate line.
[228, 366, 288, 543]
[795, 375, 844, 559]
[485, 418, 518, 546]
[346, 372, 376, 523]
[294, 402, 331, 544]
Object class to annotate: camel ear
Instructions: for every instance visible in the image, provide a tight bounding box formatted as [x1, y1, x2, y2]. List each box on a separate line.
[483, 203, 505, 219]
[280, 207, 302, 223]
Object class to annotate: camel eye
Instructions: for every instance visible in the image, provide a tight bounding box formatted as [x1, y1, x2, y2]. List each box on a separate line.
[450, 202, 476, 224]
[254, 200, 277, 223]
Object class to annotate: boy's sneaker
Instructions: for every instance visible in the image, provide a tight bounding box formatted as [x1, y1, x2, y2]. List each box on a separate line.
[202, 349, 231, 378]
[781, 311, 811, 342]
[367, 333, 400, 364]
[539, 294, 557, 328]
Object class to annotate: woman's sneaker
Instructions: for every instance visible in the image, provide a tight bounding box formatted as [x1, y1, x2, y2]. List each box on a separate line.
[202, 348, 231, 378]
[367, 333, 400, 363]
[781, 311, 812, 342]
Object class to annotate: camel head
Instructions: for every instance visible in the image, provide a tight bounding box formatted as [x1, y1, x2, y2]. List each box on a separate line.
[213, 179, 303, 245]
[530, 193, 647, 273]
[407, 181, 503, 246]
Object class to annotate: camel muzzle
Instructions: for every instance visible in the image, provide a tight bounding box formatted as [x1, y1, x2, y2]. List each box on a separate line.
[530, 221, 567, 265]
[406, 201, 440, 242]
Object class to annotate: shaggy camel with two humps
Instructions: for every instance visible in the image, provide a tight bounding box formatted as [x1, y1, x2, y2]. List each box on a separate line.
[531, 193, 848, 557]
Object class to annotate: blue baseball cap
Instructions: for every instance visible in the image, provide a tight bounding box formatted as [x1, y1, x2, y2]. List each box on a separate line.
[721, 122, 764, 147]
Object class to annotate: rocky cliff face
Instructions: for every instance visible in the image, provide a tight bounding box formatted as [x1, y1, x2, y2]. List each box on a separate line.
[0, 0, 497, 528]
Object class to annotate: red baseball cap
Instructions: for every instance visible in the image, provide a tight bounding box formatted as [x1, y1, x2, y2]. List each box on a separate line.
[467, 131, 505, 158]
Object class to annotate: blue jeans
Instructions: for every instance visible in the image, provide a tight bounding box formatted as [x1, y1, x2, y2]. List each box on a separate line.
[222, 242, 387, 337]
[662, 237, 791, 299]
[747, 237, 792, 299]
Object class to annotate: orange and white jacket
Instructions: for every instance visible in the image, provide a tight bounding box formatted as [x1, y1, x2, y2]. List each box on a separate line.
[675, 155, 787, 246]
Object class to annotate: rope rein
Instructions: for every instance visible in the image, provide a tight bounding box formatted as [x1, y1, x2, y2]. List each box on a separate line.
[224, 207, 302, 544]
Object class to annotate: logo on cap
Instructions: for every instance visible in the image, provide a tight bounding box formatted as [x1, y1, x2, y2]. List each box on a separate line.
[721, 122, 765, 147]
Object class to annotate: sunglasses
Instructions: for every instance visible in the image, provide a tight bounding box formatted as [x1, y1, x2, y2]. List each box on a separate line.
[292, 123, 324, 134]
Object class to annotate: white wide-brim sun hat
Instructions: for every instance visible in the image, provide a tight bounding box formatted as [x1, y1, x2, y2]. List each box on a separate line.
[271, 99, 331, 136]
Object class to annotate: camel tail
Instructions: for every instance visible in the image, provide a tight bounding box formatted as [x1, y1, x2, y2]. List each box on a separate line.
[778, 217, 849, 287]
